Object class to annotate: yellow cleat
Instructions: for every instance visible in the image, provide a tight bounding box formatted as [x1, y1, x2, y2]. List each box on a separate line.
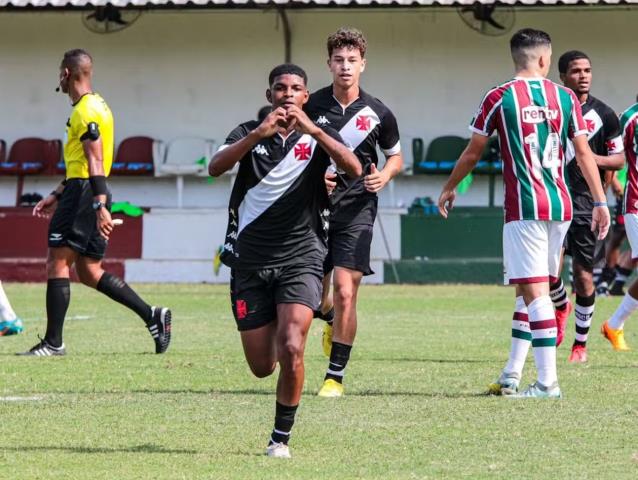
[601, 321, 630, 351]
[322, 322, 333, 358]
[317, 378, 344, 398]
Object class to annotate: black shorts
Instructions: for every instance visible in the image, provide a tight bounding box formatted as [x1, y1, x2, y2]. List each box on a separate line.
[230, 264, 322, 331]
[323, 222, 374, 276]
[48, 178, 112, 259]
[564, 222, 597, 270]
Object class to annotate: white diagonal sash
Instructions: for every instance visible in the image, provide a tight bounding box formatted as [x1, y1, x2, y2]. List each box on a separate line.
[237, 134, 317, 234]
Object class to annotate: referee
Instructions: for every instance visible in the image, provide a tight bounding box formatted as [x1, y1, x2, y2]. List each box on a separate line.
[21, 49, 171, 356]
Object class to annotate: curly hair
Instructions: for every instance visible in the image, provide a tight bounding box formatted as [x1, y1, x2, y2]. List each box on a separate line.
[327, 27, 367, 58]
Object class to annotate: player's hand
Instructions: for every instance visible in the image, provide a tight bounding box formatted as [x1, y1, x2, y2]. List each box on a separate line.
[255, 107, 287, 138]
[438, 189, 456, 218]
[32, 194, 58, 219]
[364, 164, 389, 193]
[325, 171, 337, 195]
[96, 208, 114, 241]
[591, 205, 611, 240]
[287, 105, 319, 136]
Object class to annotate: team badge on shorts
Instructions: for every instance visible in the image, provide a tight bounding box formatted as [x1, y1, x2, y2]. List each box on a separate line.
[236, 299, 248, 320]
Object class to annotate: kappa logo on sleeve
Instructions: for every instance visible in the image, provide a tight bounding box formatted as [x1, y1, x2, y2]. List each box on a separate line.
[316, 116, 330, 126]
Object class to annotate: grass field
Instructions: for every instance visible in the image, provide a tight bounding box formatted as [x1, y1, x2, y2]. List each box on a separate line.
[1, 283, 638, 479]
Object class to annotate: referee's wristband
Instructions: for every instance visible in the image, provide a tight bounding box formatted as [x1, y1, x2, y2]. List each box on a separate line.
[50, 190, 62, 200]
[593, 201, 608, 207]
[89, 175, 108, 196]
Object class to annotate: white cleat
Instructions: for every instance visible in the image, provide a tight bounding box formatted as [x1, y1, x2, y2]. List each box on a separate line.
[265, 442, 291, 459]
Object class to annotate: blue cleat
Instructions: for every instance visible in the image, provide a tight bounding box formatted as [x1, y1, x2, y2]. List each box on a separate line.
[0, 317, 24, 336]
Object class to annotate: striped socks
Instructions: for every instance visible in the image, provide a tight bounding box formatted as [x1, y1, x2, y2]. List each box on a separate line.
[549, 278, 569, 312]
[325, 342, 352, 384]
[270, 402, 298, 445]
[504, 296, 531, 376]
[573, 293, 595, 346]
[527, 296, 558, 387]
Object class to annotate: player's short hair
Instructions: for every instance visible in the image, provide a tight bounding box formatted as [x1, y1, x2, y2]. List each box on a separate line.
[257, 105, 271, 122]
[268, 64, 307, 87]
[327, 27, 367, 58]
[558, 50, 590, 74]
[510, 28, 552, 69]
[62, 49, 93, 75]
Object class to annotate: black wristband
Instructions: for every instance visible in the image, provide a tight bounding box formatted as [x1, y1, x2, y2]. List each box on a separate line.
[89, 175, 108, 196]
[50, 190, 62, 200]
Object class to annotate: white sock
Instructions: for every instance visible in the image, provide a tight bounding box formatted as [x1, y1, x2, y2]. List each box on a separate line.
[504, 296, 531, 376]
[527, 295, 557, 387]
[0, 281, 17, 322]
[608, 293, 638, 330]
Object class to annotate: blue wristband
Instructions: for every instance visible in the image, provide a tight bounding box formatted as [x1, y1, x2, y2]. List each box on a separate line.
[593, 201, 607, 207]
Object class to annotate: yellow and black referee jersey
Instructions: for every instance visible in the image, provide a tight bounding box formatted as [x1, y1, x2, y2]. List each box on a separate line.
[63, 92, 114, 179]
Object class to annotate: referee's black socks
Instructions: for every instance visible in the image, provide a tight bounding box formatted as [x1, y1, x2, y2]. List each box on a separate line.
[45, 278, 71, 348]
[96, 272, 153, 325]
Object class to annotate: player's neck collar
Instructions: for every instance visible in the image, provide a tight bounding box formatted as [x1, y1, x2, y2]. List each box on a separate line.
[331, 85, 360, 110]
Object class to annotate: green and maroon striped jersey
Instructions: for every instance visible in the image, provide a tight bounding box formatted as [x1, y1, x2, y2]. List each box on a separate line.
[620, 103, 638, 215]
[470, 77, 587, 223]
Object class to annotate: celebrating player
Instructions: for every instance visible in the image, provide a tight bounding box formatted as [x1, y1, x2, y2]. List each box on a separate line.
[305, 27, 402, 398]
[601, 101, 638, 351]
[438, 29, 609, 398]
[21, 49, 171, 356]
[548, 50, 624, 363]
[209, 64, 361, 458]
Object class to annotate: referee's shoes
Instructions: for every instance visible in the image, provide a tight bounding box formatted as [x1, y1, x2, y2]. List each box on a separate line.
[148, 306, 172, 354]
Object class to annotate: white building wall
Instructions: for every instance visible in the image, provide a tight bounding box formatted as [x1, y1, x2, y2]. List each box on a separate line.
[1, 8, 635, 282]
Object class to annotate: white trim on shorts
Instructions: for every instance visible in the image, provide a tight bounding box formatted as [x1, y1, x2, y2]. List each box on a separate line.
[624, 213, 638, 261]
[503, 220, 571, 286]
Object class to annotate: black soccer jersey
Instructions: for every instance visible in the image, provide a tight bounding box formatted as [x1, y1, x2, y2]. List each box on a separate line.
[567, 95, 623, 218]
[304, 86, 401, 225]
[219, 121, 341, 270]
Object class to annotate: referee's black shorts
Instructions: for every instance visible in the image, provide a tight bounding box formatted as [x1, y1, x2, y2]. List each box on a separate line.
[48, 178, 112, 259]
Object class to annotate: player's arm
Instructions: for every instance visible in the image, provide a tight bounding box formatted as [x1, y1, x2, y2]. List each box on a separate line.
[595, 112, 625, 170]
[209, 108, 287, 176]
[365, 110, 403, 193]
[573, 134, 611, 239]
[438, 133, 489, 218]
[82, 123, 113, 241]
[593, 152, 625, 170]
[287, 106, 362, 178]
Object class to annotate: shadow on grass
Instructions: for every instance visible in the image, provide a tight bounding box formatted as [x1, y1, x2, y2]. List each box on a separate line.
[0, 444, 198, 455]
[1, 388, 490, 399]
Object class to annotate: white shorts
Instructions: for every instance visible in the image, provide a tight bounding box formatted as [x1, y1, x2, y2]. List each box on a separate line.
[503, 220, 571, 286]
[624, 214, 638, 260]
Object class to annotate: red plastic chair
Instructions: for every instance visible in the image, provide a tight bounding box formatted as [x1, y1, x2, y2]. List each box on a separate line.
[0, 138, 61, 176]
[111, 136, 157, 176]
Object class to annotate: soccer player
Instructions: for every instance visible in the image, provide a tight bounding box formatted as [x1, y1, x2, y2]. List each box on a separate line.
[209, 64, 361, 458]
[549, 50, 625, 363]
[304, 27, 402, 398]
[21, 49, 171, 356]
[601, 101, 638, 351]
[0, 281, 23, 336]
[438, 29, 610, 398]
